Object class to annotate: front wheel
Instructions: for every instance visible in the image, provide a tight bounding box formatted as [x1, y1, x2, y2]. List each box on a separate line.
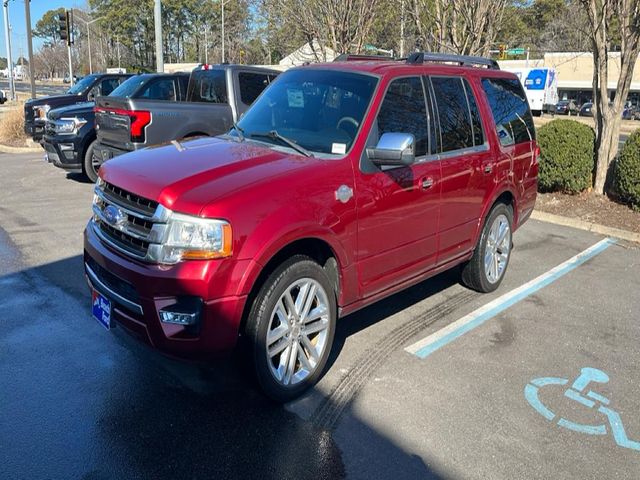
[461, 203, 513, 293]
[83, 140, 100, 183]
[246, 256, 336, 402]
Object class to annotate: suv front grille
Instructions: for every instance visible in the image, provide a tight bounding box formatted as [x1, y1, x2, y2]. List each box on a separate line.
[92, 181, 170, 262]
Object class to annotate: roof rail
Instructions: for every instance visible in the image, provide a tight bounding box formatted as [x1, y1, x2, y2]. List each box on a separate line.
[334, 54, 395, 62]
[406, 52, 499, 70]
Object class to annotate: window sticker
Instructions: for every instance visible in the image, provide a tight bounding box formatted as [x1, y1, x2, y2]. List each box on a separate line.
[287, 89, 304, 108]
[331, 143, 347, 154]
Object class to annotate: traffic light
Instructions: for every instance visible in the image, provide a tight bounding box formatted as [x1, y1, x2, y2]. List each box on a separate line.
[57, 11, 72, 46]
[498, 44, 506, 60]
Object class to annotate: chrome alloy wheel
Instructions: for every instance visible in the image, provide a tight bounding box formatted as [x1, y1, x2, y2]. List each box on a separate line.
[484, 213, 511, 284]
[265, 278, 331, 386]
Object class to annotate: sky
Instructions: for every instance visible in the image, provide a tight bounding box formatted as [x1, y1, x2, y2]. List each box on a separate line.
[1, 0, 82, 60]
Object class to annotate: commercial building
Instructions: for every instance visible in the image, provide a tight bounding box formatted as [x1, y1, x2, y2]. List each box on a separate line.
[500, 52, 640, 106]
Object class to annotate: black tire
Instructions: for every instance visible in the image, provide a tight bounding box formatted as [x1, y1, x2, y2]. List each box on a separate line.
[83, 139, 99, 183]
[461, 203, 513, 293]
[245, 255, 337, 402]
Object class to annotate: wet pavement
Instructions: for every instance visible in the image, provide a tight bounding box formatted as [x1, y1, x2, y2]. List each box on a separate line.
[1, 152, 639, 479]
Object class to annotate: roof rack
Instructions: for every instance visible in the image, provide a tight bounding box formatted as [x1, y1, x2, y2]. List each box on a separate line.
[334, 54, 395, 62]
[405, 52, 499, 70]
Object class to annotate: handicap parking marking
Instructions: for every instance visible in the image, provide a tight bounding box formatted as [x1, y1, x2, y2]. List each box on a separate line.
[525, 367, 640, 452]
[405, 237, 616, 359]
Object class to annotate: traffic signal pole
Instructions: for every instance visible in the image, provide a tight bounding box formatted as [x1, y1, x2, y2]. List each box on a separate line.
[24, 0, 36, 98]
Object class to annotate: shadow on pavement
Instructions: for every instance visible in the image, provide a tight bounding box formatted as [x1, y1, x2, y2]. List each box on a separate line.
[0, 255, 451, 480]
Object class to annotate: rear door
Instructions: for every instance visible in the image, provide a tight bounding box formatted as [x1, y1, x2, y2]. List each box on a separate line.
[480, 77, 537, 225]
[428, 75, 493, 265]
[186, 69, 233, 132]
[355, 76, 442, 297]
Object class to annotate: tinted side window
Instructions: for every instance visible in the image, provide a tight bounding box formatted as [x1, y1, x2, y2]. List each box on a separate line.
[376, 77, 429, 156]
[464, 80, 484, 146]
[138, 78, 177, 101]
[187, 70, 228, 103]
[481, 77, 535, 146]
[100, 78, 120, 96]
[430, 77, 475, 152]
[238, 72, 270, 105]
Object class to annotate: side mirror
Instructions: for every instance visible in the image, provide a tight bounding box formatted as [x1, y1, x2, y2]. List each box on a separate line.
[366, 132, 416, 167]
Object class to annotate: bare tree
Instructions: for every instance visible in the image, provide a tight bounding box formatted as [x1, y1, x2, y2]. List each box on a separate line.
[265, 0, 382, 58]
[410, 0, 507, 56]
[580, 0, 640, 194]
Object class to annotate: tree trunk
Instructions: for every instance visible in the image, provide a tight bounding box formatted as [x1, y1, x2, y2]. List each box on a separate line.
[593, 108, 622, 193]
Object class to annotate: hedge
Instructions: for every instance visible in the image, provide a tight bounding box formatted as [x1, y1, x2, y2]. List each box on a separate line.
[615, 129, 640, 209]
[537, 119, 595, 193]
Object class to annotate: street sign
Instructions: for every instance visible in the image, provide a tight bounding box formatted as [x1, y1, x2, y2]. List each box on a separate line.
[508, 48, 526, 55]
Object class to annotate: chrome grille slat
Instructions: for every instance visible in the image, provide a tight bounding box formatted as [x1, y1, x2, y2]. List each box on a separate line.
[92, 181, 171, 262]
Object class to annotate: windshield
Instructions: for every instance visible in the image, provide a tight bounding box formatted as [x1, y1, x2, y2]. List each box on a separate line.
[66, 75, 98, 95]
[236, 69, 378, 155]
[109, 75, 147, 97]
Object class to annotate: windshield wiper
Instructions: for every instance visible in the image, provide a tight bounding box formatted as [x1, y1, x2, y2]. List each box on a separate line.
[231, 121, 245, 142]
[248, 130, 313, 157]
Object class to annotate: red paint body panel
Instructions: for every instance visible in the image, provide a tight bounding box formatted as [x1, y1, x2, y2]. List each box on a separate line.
[84, 61, 537, 358]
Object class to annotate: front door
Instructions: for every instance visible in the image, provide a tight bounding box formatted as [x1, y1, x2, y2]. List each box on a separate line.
[355, 76, 442, 298]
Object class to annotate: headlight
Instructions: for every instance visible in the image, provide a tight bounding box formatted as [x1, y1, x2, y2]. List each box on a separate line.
[35, 104, 50, 119]
[160, 213, 232, 264]
[54, 117, 87, 135]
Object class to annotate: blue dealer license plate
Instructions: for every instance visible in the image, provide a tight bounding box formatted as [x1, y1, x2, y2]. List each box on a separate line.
[92, 290, 112, 330]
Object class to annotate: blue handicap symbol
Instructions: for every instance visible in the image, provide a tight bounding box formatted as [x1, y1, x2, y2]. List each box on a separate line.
[525, 367, 640, 451]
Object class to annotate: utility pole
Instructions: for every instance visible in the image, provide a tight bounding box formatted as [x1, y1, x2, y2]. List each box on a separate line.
[77, 17, 103, 74]
[24, 0, 36, 98]
[204, 27, 208, 64]
[400, 0, 405, 58]
[221, 0, 225, 63]
[67, 10, 74, 85]
[2, 0, 15, 101]
[154, 0, 163, 72]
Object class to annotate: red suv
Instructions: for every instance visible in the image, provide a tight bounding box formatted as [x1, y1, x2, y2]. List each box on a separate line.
[84, 53, 538, 401]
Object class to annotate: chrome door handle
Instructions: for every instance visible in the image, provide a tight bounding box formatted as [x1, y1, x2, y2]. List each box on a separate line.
[421, 177, 434, 189]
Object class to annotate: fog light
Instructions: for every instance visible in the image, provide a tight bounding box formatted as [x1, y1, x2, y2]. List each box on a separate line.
[159, 310, 198, 325]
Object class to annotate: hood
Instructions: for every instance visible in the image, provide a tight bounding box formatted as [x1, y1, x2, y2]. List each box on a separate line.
[26, 93, 85, 109]
[100, 136, 320, 216]
[48, 101, 95, 120]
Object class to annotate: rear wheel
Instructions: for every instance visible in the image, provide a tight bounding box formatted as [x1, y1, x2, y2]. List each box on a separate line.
[461, 203, 513, 293]
[246, 255, 336, 402]
[83, 140, 100, 183]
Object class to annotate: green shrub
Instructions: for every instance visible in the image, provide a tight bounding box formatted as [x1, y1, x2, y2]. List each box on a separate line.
[615, 129, 640, 209]
[537, 119, 595, 193]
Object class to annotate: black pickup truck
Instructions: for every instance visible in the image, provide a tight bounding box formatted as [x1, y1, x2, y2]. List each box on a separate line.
[24, 73, 131, 141]
[92, 64, 280, 170]
[43, 73, 189, 181]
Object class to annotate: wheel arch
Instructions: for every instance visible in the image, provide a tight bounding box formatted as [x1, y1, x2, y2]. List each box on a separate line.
[473, 187, 518, 246]
[237, 236, 344, 337]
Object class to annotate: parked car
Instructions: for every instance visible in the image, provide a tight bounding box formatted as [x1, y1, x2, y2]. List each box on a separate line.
[622, 104, 640, 120]
[92, 64, 280, 171]
[84, 53, 538, 401]
[555, 99, 578, 115]
[24, 73, 132, 141]
[0, 89, 6, 105]
[579, 102, 594, 117]
[63, 75, 81, 84]
[42, 73, 190, 181]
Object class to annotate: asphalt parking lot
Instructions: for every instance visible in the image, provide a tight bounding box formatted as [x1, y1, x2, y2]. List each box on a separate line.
[1, 151, 639, 480]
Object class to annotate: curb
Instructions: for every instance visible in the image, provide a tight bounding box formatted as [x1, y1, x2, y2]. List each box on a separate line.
[531, 210, 640, 244]
[0, 143, 42, 154]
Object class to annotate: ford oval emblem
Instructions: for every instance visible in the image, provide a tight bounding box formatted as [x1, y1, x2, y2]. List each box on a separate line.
[103, 205, 126, 226]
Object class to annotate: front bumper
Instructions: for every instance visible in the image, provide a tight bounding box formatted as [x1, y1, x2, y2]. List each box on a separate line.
[25, 120, 45, 141]
[83, 221, 251, 359]
[42, 137, 82, 172]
